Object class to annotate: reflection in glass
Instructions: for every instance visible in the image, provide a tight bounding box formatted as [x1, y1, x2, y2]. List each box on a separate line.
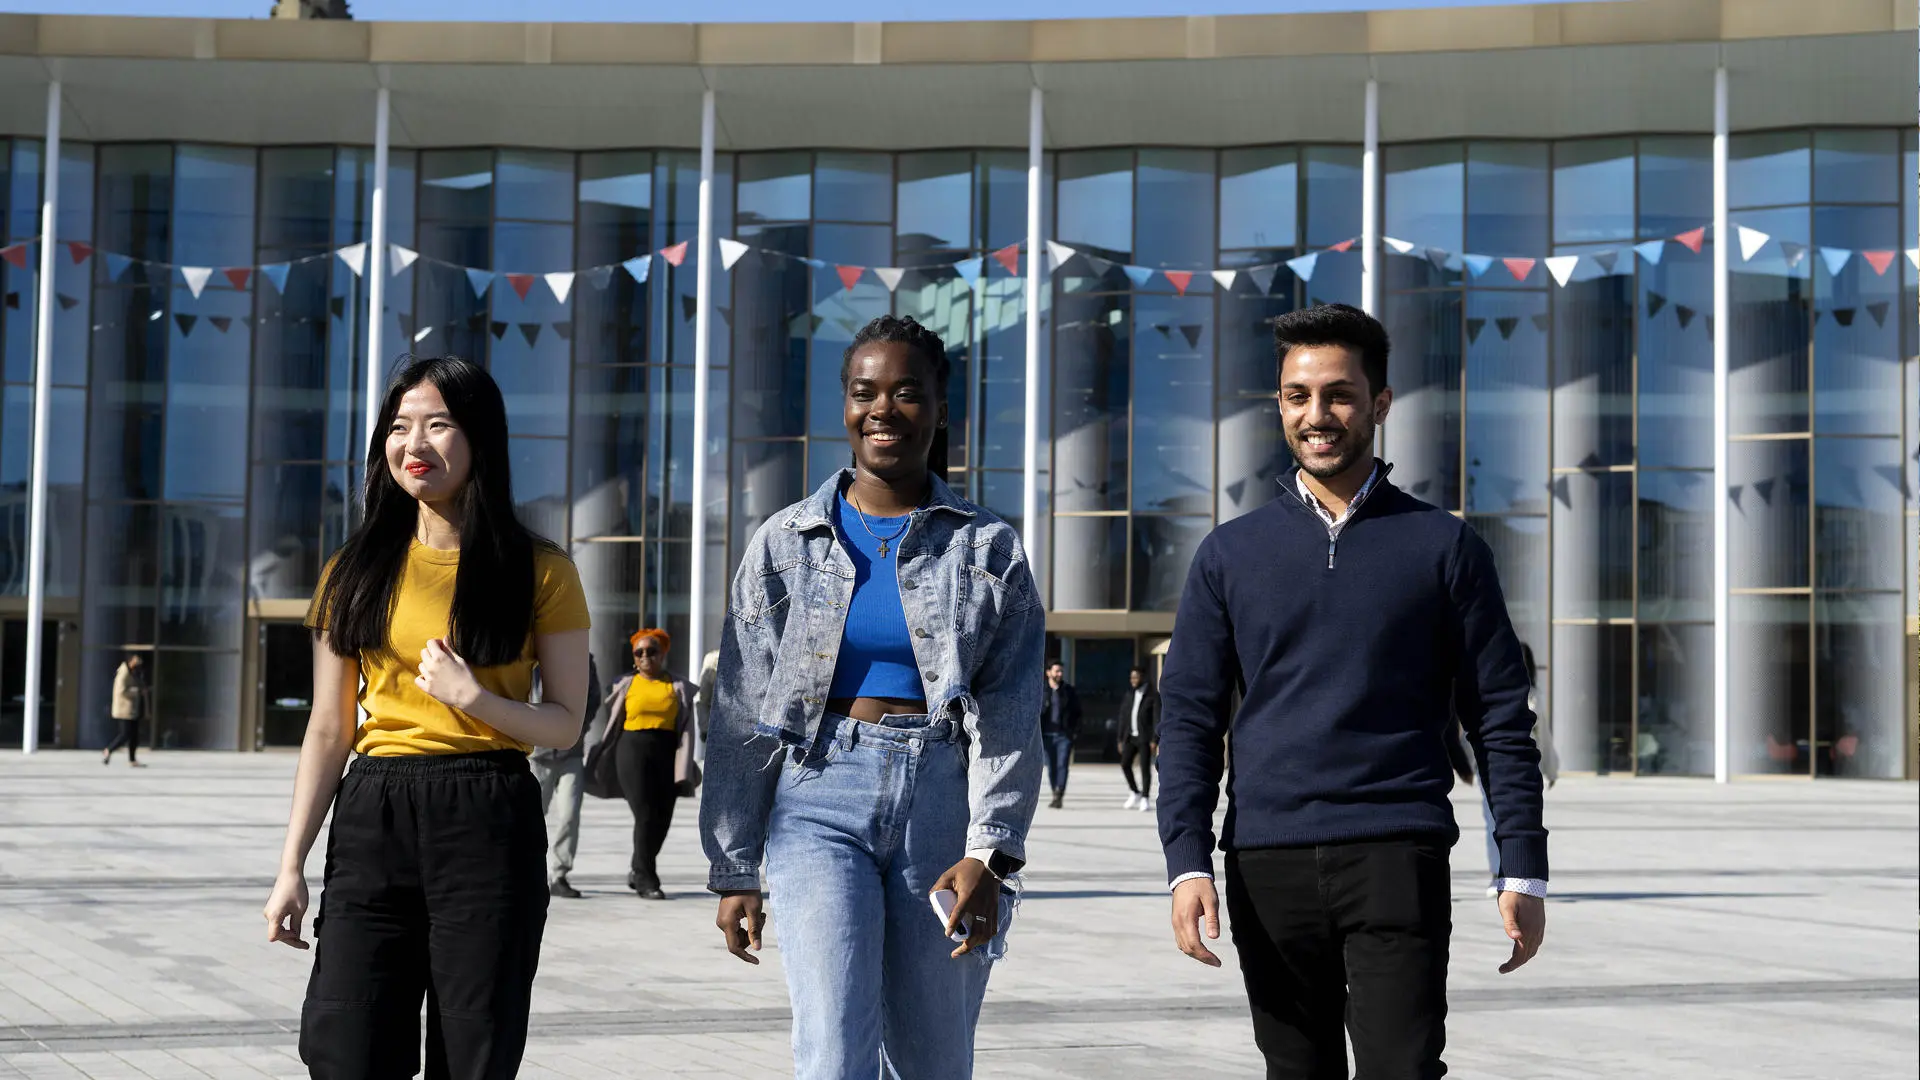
[577, 152, 652, 368]
[1812, 205, 1901, 435]
[511, 437, 569, 545]
[1052, 515, 1124, 610]
[897, 152, 972, 254]
[1057, 151, 1133, 258]
[152, 649, 242, 750]
[1465, 290, 1548, 514]
[1638, 137, 1710, 240]
[1136, 150, 1213, 273]
[1131, 296, 1212, 514]
[980, 309, 1033, 473]
[1550, 470, 1633, 621]
[158, 503, 245, 649]
[1469, 515, 1546, 663]
[1385, 143, 1463, 255]
[83, 502, 159, 642]
[1637, 245, 1714, 468]
[809, 223, 892, 440]
[815, 153, 891, 224]
[1467, 141, 1547, 254]
[1636, 622, 1712, 776]
[1552, 269, 1632, 468]
[1552, 139, 1633, 244]
[980, 151, 1030, 254]
[491, 220, 572, 437]
[1132, 517, 1209, 612]
[738, 152, 811, 224]
[1304, 147, 1362, 251]
[1811, 129, 1897, 205]
[731, 223, 809, 440]
[1728, 438, 1809, 590]
[1813, 592, 1903, 778]
[573, 539, 642, 677]
[1053, 292, 1129, 513]
[1729, 594, 1809, 775]
[732, 440, 804, 560]
[495, 150, 573, 222]
[1220, 148, 1297, 252]
[1380, 290, 1461, 510]
[1729, 209, 1810, 436]
[1636, 470, 1712, 621]
[1729, 132, 1809, 210]
[1813, 437, 1903, 591]
[249, 463, 322, 600]
[572, 365, 647, 539]
[1549, 623, 1631, 773]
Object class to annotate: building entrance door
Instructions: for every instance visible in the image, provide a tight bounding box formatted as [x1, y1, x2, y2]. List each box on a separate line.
[0, 619, 59, 748]
[258, 622, 314, 748]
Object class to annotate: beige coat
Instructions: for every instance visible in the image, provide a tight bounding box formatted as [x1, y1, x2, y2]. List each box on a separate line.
[110, 662, 149, 721]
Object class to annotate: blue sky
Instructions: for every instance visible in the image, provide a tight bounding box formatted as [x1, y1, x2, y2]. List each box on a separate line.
[0, 0, 1592, 22]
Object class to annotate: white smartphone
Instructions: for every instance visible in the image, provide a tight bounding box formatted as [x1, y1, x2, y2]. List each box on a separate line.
[929, 888, 969, 942]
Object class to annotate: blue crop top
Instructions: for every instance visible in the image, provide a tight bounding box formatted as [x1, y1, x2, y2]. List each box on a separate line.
[827, 493, 926, 703]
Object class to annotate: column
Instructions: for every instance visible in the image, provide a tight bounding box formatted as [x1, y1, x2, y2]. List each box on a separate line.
[363, 86, 390, 472]
[1023, 85, 1044, 581]
[22, 80, 61, 755]
[1711, 63, 1730, 783]
[1360, 75, 1379, 316]
[688, 88, 716, 681]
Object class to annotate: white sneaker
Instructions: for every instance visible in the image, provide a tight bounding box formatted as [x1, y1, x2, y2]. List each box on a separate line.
[1140, 798, 1154, 813]
[1484, 883, 1500, 899]
[1123, 794, 1141, 810]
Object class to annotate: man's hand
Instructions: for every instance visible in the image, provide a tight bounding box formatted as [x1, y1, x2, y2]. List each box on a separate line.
[715, 892, 766, 965]
[1497, 891, 1545, 974]
[931, 859, 999, 959]
[1170, 877, 1222, 967]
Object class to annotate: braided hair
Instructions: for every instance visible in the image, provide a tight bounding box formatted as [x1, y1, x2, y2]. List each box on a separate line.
[841, 314, 952, 481]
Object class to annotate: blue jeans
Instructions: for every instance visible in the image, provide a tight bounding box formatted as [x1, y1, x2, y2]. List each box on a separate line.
[1042, 730, 1074, 793]
[766, 713, 1010, 1080]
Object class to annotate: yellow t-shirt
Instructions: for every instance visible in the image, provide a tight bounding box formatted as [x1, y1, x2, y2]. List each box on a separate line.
[623, 676, 681, 732]
[308, 543, 591, 756]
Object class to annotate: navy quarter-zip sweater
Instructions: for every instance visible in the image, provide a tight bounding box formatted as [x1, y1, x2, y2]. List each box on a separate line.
[1156, 464, 1549, 883]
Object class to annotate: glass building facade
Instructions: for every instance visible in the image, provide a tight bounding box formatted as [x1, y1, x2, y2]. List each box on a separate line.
[0, 128, 1911, 777]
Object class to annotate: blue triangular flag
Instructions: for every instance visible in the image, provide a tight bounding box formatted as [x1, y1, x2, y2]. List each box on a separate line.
[260, 262, 291, 295]
[1819, 247, 1851, 277]
[955, 257, 984, 287]
[1634, 240, 1665, 266]
[1285, 253, 1318, 282]
[106, 253, 134, 281]
[801, 257, 828, 270]
[1461, 254, 1495, 279]
[621, 257, 651, 285]
[1122, 265, 1155, 288]
[467, 268, 495, 297]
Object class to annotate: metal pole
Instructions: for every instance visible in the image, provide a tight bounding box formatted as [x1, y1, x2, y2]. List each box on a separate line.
[1711, 64, 1730, 784]
[1022, 85, 1043, 581]
[688, 88, 716, 681]
[363, 86, 390, 477]
[1360, 76, 1379, 316]
[22, 81, 60, 755]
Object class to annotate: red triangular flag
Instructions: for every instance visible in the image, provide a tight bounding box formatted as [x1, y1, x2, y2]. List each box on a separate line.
[1163, 270, 1193, 296]
[1328, 239, 1356, 253]
[661, 241, 689, 268]
[991, 243, 1021, 275]
[0, 243, 27, 270]
[505, 273, 535, 300]
[1861, 250, 1895, 276]
[224, 268, 251, 291]
[836, 265, 865, 292]
[1674, 227, 1706, 254]
[1502, 257, 1536, 282]
[67, 241, 92, 264]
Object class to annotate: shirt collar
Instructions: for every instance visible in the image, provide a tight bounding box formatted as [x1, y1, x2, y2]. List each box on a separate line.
[1294, 460, 1384, 525]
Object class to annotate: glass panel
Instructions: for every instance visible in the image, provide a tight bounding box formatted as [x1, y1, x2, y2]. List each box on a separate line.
[1465, 290, 1548, 513]
[1132, 516, 1209, 613]
[1220, 147, 1297, 251]
[1811, 129, 1898, 205]
[1636, 623, 1713, 776]
[1552, 269, 1633, 468]
[573, 539, 642, 676]
[731, 223, 808, 439]
[644, 540, 693, 653]
[152, 649, 241, 750]
[1550, 470, 1633, 621]
[980, 151, 1030, 254]
[1813, 437, 1903, 591]
[1467, 141, 1548, 255]
[1057, 150, 1132, 259]
[1385, 143, 1463, 256]
[1136, 150, 1213, 276]
[1728, 438, 1810, 590]
[249, 463, 324, 601]
[572, 365, 647, 539]
[1304, 146, 1362, 251]
[1729, 132, 1809, 210]
[1729, 594, 1810, 775]
[158, 503, 245, 648]
[810, 224, 893, 439]
[897, 152, 973, 255]
[51, 141, 96, 389]
[1812, 205, 1901, 435]
[255, 148, 335, 465]
[164, 146, 254, 503]
[490, 221, 572, 438]
[91, 145, 171, 503]
[1813, 592, 1904, 778]
[979, 296, 1031, 472]
[1553, 139, 1633, 244]
[495, 150, 572, 222]
[1131, 295, 1212, 514]
[814, 152, 890, 224]
[1052, 516, 1125, 610]
[83, 503, 159, 646]
[738, 152, 811, 224]
[1638, 240, 1715, 467]
[1729, 207, 1811, 436]
[511, 437, 569, 545]
[732, 440, 804, 560]
[1380, 290, 1461, 510]
[1469, 515, 1547, 664]
[418, 149, 494, 223]
[1219, 293, 1294, 522]
[1639, 137, 1711, 240]
[1053, 292, 1129, 513]
[1636, 470, 1712, 621]
[45, 387, 85, 598]
[576, 152, 653, 368]
[1549, 623, 1632, 773]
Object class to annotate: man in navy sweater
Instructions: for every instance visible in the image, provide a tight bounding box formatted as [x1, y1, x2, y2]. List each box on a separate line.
[1156, 303, 1547, 1079]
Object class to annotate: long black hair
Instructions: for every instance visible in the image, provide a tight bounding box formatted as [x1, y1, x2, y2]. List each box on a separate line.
[316, 356, 551, 667]
[841, 314, 952, 481]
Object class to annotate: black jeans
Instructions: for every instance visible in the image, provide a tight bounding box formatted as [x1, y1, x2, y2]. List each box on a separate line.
[1119, 738, 1152, 798]
[615, 728, 678, 891]
[104, 718, 141, 762]
[301, 751, 548, 1080]
[1225, 840, 1452, 1080]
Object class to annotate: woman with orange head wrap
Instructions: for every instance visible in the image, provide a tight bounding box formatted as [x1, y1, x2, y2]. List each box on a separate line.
[583, 627, 699, 899]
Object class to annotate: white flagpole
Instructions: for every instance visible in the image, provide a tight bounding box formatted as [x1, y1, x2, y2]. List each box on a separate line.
[1711, 63, 1730, 784]
[1023, 85, 1044, 585]
[688, 88, 716, 682]
[363, 86, 390, 487]
[1360, 75, 1379, 316]
[22, 80, 61, 755]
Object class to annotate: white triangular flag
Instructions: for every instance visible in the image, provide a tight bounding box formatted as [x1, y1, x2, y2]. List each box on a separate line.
[181, 266, 213, 298]
[1210, 269, 1238, 292]
[1382, 236, 1416, 255]
[1905, 248, 1918, 270]
[1544, 255, 1580, 287]
[1046, 240, 1076, 271]
[336, 242, 367, 277]
[545, 272, 575, 303]
[1736, 225, 1770, 262]
[390, 244, 419, 275]
[718, 238, 751, 271]
[873, 267, 906, 292]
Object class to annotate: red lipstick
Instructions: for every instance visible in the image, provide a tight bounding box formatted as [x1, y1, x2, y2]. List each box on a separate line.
[405, 462, 433, 477]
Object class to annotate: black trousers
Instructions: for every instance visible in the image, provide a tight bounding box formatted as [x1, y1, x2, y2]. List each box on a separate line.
[1225, 840, 1452, 1080]
[1119, 738, 1152, 798]
[615, 729, 678, 890]
[301, 750, 548, 1080]
[104, 718, 141, 762]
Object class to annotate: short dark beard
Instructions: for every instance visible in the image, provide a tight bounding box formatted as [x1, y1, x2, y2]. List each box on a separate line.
[1287, 415, 1376, 481]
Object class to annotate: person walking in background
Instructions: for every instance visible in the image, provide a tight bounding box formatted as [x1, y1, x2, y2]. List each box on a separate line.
[585, 629, 699, 900]
[1040, 660, 1082, 808]
[101, 652, 150, 767]
[1157, 304, 1548, 1078]
[529, 654, 603, 900]
[703, 314, 1043, 1079]
[1118, 664, 1159, 812]
[260, 356, 592, 1080]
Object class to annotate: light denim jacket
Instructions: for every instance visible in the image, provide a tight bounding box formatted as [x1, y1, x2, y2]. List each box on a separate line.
[701, 470, 1045, 894]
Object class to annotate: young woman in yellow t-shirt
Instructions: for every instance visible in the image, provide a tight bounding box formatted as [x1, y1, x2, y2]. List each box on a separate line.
[583, 628, 698, 900]
[260, 356, 591, 1080]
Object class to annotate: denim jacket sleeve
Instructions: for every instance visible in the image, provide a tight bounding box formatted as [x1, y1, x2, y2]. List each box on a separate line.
[959, 554, 1046, 867]
[699, 527, 785, 894]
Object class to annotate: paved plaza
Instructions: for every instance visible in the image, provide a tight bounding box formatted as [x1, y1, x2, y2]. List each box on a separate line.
[0, 752, 1914, 1079]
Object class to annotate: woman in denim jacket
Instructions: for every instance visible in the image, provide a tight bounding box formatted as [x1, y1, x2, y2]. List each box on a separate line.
[701, 314, 1044, 1079]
